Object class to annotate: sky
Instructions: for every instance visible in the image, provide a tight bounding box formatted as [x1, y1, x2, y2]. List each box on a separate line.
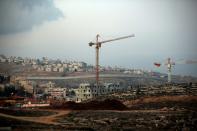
[0, 0, 197, 76]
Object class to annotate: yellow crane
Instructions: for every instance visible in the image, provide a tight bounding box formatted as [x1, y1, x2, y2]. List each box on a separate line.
[89, 34, 135, 85]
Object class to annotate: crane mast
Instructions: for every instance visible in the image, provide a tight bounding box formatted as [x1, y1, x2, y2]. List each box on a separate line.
[95, 34, 100, 84]
[167, 58, 172, 83]
[89, 34, 135, 85]
[166, 58, 175, 83]
[154, 58, 175, 83]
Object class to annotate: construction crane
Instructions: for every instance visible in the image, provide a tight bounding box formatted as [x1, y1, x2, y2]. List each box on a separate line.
[154, 58, 175, 83]
[154, 58, 197, 83]
[89, 34, 135, 85]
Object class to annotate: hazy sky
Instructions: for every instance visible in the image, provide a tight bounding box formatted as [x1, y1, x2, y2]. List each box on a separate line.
[0, 0, 197, 76]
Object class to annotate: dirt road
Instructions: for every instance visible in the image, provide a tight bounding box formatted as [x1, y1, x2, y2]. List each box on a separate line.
[0, 109, 71, 125]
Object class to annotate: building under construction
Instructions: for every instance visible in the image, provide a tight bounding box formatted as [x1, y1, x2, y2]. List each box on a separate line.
[75, 83, 122, 102]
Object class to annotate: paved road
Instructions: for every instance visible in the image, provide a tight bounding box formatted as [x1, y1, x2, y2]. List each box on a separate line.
[26, 74, 142, 80]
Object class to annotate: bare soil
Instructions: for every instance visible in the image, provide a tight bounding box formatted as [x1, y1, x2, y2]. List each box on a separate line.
[0, 95, 197, 130]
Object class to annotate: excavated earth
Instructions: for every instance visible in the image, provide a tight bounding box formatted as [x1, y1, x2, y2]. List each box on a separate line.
[0, 95, 197, 130]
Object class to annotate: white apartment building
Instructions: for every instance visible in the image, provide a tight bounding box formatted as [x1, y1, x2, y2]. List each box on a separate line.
[52, 67, 58, 72]
[58, 67, 64, 72]
[44, 67, 51, 72]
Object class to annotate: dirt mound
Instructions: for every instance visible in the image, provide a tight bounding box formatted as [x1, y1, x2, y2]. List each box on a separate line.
[124, 95, 197, 105]
[51, 99, 128, 110]
[124, 95, 197, 110]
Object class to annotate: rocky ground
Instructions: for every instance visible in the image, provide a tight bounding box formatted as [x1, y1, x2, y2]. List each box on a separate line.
[0, 95, 197, 130]
[57, 110, 197, 130]
[0, 116, 93, 131]
[0, 108, 56, 117]
[47, 95, 197, 130]
[1, 109, 196, 131]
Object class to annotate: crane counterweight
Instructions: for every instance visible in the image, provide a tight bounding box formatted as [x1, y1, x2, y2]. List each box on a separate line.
[89, 42, 94, 46]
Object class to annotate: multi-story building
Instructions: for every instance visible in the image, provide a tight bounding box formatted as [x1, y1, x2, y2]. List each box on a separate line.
[52, 67, 58, 72]
[42, 57, 48, 64]
[46, 87, 67, 99]
[75, 83, 121, 102]
[44, 67, 51, 72]
[57, 63, 62, 67]
[58, 67, 64, 72]
[76, 83, 94, 102]
[63, 63, 68, 68]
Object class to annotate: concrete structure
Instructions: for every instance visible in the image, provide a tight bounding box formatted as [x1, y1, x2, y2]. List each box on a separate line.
[0, 55, 6, 62]
[45, 67, 51, 72]
[52, 67, 58, 72]
[46, 81, 55, 88]
[75, 83, 121, 102]
[104, 83, 121, 93]
[46, 87, 67, 99]
[58, 67, 64, 72]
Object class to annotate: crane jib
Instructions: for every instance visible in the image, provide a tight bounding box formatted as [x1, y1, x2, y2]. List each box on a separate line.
[100, 35, 135, 44]
[88, 34, 135, 85]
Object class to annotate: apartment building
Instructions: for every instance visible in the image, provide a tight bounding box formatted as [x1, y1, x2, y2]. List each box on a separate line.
[75, 83, 121, 102]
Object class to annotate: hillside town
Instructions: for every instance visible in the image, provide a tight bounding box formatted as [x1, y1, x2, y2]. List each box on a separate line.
[1, 72, 197, 105]
[1, 54, 197, 108]
[0, 54, 88, 73]
[0, 54, 151, 74]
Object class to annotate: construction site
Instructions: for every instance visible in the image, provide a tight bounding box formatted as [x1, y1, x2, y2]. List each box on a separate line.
[1, 0, 197, 130]
[0, 86, 197, 130]
[0, 33, 197, 130]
